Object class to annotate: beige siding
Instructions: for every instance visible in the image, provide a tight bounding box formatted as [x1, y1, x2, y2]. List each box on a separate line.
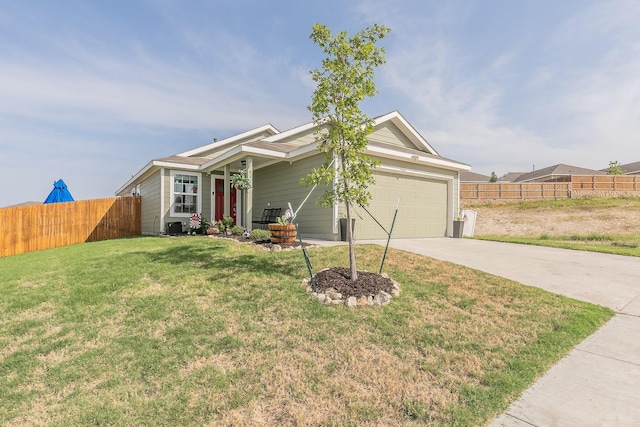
[140, 170, 162, 235]
[200, 176, 212, 221]
[369, 123, 418, 150]
[253, 154, 333, 237]
[354, 170, 449, 238]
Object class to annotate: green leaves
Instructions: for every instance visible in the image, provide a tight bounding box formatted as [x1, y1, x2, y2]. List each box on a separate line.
[305, 23, 390, 209]
[305, 23, 390, 280]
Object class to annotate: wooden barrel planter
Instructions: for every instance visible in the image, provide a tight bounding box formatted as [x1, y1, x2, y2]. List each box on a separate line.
[268, 223, 297, 243]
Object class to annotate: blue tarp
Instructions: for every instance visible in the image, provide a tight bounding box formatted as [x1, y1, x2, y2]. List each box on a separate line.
[44, 179, 74, 204]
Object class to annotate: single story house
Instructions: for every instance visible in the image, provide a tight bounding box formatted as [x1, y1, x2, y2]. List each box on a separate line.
[116, 111, 470, 240]
[616, 161, 640, 175]
[513, 164, 606, 183]
[460, 171, 491, 183]
[498, 172, 525, 182]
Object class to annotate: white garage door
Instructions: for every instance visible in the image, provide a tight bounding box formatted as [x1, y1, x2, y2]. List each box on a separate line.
[352, 171, 449, 239]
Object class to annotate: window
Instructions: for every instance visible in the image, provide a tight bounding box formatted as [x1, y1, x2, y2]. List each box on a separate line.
[170, 171, 201, 216]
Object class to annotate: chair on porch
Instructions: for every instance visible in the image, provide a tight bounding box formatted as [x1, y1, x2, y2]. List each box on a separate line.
[252, 207, 282, 229]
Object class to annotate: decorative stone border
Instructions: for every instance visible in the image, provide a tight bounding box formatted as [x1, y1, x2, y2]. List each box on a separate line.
[301, 273, 400, 308]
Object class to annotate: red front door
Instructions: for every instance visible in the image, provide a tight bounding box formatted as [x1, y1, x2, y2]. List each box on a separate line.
[214, 179, 237, 224]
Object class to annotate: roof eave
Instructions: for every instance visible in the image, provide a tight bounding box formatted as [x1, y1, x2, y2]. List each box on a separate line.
[373, 111, 440, 156]
[178, 124, 280, 157]
[115, 159, 201, 195]
[366, 144, 470, 171]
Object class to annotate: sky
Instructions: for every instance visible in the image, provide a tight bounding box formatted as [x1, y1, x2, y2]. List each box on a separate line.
[1, 0, 639, 207]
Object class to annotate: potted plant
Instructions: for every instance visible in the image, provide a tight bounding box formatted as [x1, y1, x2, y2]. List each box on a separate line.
[268, 215, 297, 243]
[215, 216, 235, 235]
[203, 218, 218, 235]
[230, 170, 251, 190]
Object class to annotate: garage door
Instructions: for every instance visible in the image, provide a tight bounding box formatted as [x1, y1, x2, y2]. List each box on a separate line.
[352, 171, 448, 239]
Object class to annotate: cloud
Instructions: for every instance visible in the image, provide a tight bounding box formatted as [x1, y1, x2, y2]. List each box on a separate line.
[0, 8, 312, 133]
[356, 0, 640, 174]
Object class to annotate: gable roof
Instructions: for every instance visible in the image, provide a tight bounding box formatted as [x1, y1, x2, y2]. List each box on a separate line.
[460, 171, 491, 182]
[514, 164, 606, 182]
[499, 172, 525, 182]
[178, 124, 280, 157]
[371, 111, 439, 155]
[619, 161, 640, 175]
[116, 111, 469, 195]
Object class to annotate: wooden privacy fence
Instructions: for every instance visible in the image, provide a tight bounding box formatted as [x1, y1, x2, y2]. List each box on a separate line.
[0, 196, 141, 257]
[461, 182, 570, 200]
[461, 175, 640, 201]
[570, 175, 639, 191]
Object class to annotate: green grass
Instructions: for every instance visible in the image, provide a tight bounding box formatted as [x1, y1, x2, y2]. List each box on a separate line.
[477, 232, 640, 257]
[0, 236, 612, 426]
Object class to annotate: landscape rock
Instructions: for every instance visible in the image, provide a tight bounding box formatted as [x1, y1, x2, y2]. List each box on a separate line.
[300, 268, 401, 308]
[379, 291, 391, 306]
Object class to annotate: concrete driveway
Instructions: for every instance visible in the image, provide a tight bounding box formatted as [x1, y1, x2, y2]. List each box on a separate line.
[359, 238, 640, 426]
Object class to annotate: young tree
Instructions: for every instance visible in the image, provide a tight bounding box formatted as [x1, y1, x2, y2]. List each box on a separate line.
[489, 171, 498, 183]
[302, 23, 391, 281]
[607, 160, 625, 175]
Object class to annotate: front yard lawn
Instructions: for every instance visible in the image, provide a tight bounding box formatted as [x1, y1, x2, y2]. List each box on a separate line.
[0, 236, 612, 426]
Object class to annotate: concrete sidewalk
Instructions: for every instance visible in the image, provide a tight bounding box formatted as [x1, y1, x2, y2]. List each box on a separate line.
[351, 238, 640, 426]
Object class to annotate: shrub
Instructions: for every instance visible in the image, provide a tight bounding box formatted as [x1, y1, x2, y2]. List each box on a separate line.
[216, 216, 235, 233]
[231, 225, 245, 236]
[249, 229, 271, 240]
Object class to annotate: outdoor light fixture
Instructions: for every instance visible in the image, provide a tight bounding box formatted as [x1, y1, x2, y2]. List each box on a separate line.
[241, 160, 246, 166]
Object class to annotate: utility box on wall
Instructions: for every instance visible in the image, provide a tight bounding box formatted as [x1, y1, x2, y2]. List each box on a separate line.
[166, 221, 183, 235]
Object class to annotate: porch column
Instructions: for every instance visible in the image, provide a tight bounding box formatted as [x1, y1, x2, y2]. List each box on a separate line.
[246, 157, 253, 230]
[224, 164, 230, 217]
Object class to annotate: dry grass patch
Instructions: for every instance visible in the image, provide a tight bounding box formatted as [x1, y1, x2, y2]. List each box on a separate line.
[468, 198, 640, 256]
[0, 237, 611, 426]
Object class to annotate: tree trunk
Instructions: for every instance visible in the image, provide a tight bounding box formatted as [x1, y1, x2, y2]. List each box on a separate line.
[345, 204, 358, 281]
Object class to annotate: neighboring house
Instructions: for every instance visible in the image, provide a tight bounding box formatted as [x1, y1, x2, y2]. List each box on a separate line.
[514, 164, 606, 183]
[618, 161, 640, 175]
[460, 171, 491, 182]
[498, 172, 525, 182]
[116, 111, 470, 240]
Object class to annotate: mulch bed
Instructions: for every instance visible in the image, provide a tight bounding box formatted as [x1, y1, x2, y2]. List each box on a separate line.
[312, 267, 396, 299]
[207, 234, 395, 298]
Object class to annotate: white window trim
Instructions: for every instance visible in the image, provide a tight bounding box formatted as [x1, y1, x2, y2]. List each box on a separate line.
[170, 170, 203, 217]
